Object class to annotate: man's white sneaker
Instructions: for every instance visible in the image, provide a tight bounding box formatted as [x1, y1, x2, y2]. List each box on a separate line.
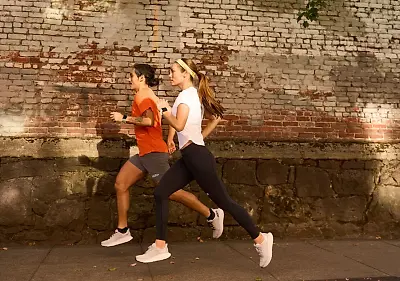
[208, 208, 224, 239]
[136, 243, 171, 263]
[254, 232, 273, 268]
[101, 229, 133, 247]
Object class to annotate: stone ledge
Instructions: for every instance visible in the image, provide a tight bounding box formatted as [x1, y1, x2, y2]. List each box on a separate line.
[1, 137, 400, 160]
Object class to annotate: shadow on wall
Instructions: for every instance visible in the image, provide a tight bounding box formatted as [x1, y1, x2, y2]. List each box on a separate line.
[329, 51, 399, 140]
[0, 138, 85, 244]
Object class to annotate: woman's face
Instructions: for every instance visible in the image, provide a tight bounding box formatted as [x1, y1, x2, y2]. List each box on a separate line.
[130, 70, 140, 91]
[169, 63, 186, 86]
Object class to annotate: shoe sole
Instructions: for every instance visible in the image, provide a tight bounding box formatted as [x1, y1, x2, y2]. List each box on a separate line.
[136, 252, 171, 263]
[101, 235, 133, 247]
[260, 232, 273, 268]
[213, 209, 225, 239]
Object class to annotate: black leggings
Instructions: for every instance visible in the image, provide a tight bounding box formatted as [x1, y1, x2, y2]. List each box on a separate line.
[154, 143, 260, 240]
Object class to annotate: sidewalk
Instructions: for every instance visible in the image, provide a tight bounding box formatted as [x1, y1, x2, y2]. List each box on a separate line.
[1, 239, 400, 281]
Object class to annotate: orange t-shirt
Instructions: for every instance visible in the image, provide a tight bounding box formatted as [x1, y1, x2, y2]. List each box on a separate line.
[131, 89, 168, 156]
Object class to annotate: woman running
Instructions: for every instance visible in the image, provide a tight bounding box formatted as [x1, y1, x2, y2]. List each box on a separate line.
[135, 59, 273, 268]
[101, 63, 224, 247]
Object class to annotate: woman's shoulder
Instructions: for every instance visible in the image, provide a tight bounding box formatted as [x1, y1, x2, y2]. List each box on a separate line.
[179, 87, 198, 98]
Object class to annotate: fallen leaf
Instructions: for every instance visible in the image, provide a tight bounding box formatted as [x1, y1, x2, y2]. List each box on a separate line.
[255, 278, 262, 281]
[170, 261, 175, 264]
[108, 267, 117, 271]
[2, 247, 8, 251]
[130, 263, 137, 267]
[376, 236, 381, 240]
[137, 279, 143, 281]
[93, 266, 97, 268]
[195, 257, 199, 260]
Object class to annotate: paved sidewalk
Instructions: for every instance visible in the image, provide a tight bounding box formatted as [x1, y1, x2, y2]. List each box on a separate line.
[1, 239, 400, 281]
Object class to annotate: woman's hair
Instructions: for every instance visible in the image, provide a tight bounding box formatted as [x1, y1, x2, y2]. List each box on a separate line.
[177, 59, 225, 118]
[133, 63, 159, 87]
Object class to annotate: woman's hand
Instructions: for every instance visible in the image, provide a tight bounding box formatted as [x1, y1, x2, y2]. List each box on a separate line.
[167, 139, 176, 154]
[110, 112, 123, 122]
[157, 99, 171, 113]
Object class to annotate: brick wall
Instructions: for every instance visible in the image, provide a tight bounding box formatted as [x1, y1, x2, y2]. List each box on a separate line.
[1, 0, 399, 141]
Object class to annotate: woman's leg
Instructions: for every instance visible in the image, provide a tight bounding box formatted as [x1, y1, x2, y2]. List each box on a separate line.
[183, 146, 260, 239]
[169, 189, 210, 218]
[182, 145, 273, 267]
[136, 158, 193, 263]
[115, 160, 144, 229]
[154, 158, 194, 246]
[101, 156, 144, 247]
[141, 152, 211, 219]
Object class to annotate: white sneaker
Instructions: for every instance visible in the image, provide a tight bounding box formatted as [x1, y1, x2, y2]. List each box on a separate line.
[254, 232, 273, 268]
[208, 208, 224, 239]
[136, 243, 171, 263]
[101, 229, 133, 247]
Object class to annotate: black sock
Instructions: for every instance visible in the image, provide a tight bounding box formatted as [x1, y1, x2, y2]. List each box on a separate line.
[117, 227, 129, 234]
[207, 209, 215, 221]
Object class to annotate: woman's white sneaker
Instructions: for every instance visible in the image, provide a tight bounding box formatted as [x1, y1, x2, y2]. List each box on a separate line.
[208, 208, 225, 239]
[101, 229, 133, 247]
[254, 232, 273, 268]
[136, 243, 171, 263]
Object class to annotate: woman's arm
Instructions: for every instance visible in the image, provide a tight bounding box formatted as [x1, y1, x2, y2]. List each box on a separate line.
[167, 125, 177, 154]
[167, 125, 176, 142]
[110, 109, 154, 127]
[202, 111, 221, 139]
[159, 101, 189, 132]
[126, 108, 154, 126]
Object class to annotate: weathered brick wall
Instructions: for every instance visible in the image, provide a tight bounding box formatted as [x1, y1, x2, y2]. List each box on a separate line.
[1, 0, 400, 141]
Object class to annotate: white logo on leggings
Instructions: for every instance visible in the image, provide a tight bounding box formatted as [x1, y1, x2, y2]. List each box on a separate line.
[152, 174, 159, 178]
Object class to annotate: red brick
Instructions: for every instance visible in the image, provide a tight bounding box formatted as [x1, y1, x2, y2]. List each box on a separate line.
[28, 127, 48, 133]
[61, 122, 81, 127]
[265, 121, 282, 126]
[67, 128, 85, 134]
[283, 121, 298, 126]
[260, 126, 276, 132]
[296, 116, 311, 121]
[315, 122, 331, 127]
[48, 128, 67, 133]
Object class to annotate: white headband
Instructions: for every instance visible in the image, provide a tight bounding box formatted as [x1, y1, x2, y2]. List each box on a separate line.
[176, 59, 198, 79]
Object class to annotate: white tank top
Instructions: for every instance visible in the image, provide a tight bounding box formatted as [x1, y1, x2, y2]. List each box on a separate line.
[171, 86, 205, 149]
